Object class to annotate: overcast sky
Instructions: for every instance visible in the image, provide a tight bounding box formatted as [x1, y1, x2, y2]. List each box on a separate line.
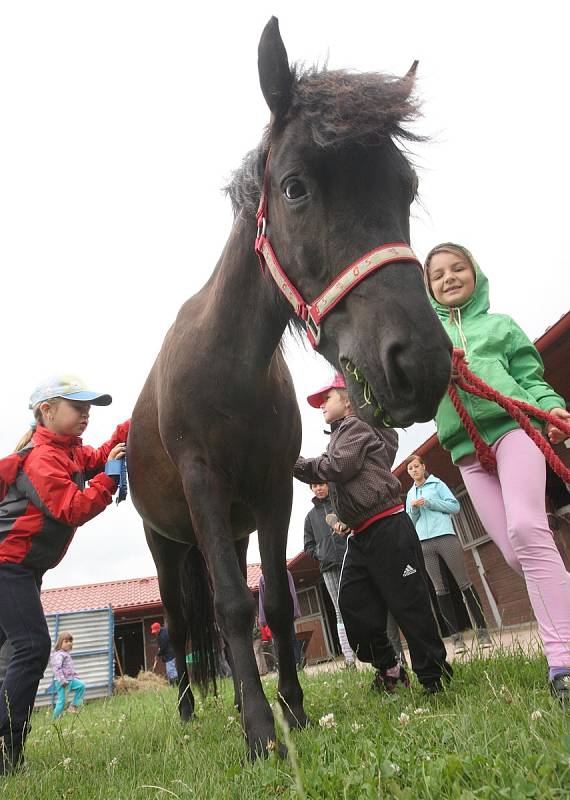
[1, 2, 568, 590]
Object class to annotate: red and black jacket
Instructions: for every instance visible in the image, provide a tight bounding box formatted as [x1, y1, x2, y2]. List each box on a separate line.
[0, 421, 129, 573]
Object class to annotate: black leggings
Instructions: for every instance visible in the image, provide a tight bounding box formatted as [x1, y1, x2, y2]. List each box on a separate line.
[0, 564, 51, 743]
[421, 534, 471, 595]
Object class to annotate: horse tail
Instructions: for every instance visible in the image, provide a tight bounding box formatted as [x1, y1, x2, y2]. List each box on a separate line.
[180, 546, 218, 695]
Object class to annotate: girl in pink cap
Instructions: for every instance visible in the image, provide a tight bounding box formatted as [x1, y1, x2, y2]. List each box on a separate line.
[295, 375, 452, 696]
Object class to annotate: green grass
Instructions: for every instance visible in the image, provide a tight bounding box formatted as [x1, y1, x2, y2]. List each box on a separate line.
[2, 649, 570, 799]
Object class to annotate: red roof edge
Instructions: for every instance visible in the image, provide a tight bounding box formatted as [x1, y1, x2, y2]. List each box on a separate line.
[112, 602, 164, 615]
[393, 432, 438, 479]
[534, 311, 570, 353]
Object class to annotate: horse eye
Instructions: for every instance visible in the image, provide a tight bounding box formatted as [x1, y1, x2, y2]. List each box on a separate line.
[283, 179, 307, 201]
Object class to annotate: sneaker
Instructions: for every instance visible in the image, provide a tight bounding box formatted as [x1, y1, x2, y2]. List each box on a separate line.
[422, 679, 445, 695]
[452, 634, 467, 655]
[476, 630, 492, 649]
[550, 672, 570, 705]
[422, 665, 453, 696]
[371, 666, 411, 694]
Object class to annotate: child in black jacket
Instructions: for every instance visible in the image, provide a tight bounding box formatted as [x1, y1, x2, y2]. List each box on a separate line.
[294, 375, 451, 693]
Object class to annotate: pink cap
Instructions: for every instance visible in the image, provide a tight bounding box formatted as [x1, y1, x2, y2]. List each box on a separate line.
[150, 622, 161, 634]
[307, 373, 347, 408]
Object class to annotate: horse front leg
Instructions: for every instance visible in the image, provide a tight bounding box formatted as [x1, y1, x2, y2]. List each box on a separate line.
[257, 488, 308, 732]
[183, 470, 276, 760]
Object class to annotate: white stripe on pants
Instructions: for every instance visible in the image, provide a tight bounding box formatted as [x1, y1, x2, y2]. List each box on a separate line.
[322, 567, 355, 663]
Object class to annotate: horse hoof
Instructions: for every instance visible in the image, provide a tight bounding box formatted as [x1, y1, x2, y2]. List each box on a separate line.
[179, 705, 194, 724]
[281, 706, 309, 731]
[246, 737, 285, 762]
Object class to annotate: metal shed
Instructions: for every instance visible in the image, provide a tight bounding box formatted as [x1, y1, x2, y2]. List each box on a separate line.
[35, 606, 114, 708]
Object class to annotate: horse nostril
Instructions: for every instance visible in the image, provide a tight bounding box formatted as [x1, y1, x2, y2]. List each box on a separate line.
[383, 342, 415, 398]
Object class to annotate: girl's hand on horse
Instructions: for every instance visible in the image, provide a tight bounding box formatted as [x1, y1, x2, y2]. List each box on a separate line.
[546, 408, 570, 445]
[108, 443, 127, 461]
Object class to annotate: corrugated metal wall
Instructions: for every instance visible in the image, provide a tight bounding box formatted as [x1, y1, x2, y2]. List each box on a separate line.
[35, 606, 114, 708]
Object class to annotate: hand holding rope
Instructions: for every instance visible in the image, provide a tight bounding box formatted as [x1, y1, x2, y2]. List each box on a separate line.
[448, 349, 570, 483]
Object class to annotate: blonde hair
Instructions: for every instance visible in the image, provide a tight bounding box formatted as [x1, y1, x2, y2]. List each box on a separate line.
[334, 387, 353, 411]
[55, 631, 74, 651]
[14, 398, 61, 452]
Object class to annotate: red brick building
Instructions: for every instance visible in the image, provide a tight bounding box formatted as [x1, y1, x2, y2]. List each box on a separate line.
[393, 311, 570, 628]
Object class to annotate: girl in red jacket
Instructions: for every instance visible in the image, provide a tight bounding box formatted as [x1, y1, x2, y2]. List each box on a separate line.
[0, 375, 129, 776]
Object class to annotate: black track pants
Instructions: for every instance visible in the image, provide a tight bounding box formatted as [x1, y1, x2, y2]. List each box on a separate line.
[338, 513, 451, 686]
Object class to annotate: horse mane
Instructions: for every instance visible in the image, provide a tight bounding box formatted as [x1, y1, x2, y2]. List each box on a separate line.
[225, 66, 421, 217]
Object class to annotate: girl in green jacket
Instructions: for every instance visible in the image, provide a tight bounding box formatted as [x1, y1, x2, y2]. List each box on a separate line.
[425, 242, 570, 702]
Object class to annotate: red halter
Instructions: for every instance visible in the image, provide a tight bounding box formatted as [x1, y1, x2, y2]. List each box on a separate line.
[254, 151, 422, 349]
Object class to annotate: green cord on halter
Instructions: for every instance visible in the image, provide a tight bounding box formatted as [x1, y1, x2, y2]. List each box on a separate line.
[344, 360, 395, 427]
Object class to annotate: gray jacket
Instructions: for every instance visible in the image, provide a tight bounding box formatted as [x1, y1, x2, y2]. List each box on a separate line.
[294, 415, 401, 529]
[304, 496, 348, 572]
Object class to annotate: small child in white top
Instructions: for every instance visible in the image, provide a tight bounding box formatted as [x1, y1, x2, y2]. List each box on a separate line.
[51, 632, 85, 719]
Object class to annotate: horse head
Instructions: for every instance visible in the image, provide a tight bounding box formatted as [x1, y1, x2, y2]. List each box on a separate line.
[255, 17, 451, 428]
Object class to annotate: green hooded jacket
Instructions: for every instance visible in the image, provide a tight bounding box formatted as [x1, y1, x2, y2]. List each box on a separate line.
[425, 244, 565, 464]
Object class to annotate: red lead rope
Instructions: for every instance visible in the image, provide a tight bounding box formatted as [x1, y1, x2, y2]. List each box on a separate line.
[448, 349, 570, 482]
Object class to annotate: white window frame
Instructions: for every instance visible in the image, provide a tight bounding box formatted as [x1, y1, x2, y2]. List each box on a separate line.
[452, 485, 491, 550]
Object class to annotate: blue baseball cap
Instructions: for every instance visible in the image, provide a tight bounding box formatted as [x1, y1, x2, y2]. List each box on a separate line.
[29, 374, 112, 409]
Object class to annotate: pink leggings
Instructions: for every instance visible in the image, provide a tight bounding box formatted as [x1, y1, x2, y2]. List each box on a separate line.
[458, 428, 570, 667]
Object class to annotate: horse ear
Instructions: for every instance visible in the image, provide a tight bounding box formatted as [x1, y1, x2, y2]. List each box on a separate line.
[258, 17, 293, 120]
[405, 60, 419, 79]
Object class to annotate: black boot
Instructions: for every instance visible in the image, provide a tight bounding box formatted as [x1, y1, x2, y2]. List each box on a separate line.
[437, 593, 466, 653]
[0, 734, 25, 777]
[462, 586, 491, 646]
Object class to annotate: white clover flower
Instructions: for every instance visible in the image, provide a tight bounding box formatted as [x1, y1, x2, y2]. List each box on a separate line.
[108, 756, 119, 768]
[414, 707, 428, 715]
[425, 755, 432, 762]
[62, 756, 72, 769]
[183, 734, 191, 741]
[531, 710, 543, 721]
[351, 722, 363, 732]
[319, 713, 337, 729]
[390, 763, 401, 774]
[397, 712, 410, 725]
[227, 715, 236, 723]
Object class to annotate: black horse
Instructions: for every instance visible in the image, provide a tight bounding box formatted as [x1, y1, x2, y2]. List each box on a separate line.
[128, 17, 451, 759]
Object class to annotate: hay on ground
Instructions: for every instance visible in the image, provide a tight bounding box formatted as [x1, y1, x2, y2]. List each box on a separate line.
[113, 670, 168, 695]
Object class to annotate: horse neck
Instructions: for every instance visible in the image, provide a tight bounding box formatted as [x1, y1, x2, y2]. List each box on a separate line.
[208, 214, 290, 368]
